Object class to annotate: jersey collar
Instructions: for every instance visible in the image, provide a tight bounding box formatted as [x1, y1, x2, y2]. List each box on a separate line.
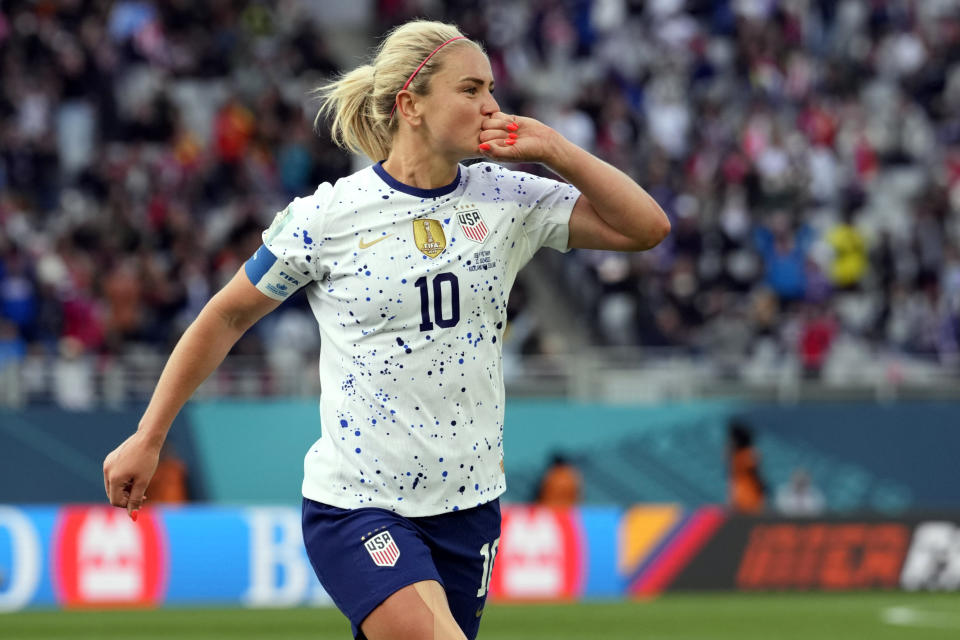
[373, 161, 461, 198]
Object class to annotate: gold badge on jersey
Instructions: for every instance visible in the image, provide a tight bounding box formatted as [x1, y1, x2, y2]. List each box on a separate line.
[413, 219, 446, 258]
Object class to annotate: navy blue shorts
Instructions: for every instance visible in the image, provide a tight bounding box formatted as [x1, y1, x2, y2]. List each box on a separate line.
[302, 498, 501, 640]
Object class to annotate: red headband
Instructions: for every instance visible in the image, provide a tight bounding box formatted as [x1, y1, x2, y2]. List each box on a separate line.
[389, 36, 466, 119]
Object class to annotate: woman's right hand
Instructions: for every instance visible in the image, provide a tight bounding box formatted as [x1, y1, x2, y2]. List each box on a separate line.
[103, 431, 162, 520]
[477, 111, 565, 165]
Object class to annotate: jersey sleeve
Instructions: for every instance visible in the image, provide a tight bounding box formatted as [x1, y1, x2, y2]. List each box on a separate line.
[245, 182, 332, 301]
[508, 167, 581, 255]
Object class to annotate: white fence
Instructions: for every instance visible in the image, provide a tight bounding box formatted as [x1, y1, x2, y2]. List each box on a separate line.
[1, 347, 958, 409]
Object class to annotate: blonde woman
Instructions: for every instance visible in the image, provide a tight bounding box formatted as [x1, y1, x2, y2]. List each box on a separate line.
[104, 20, 669, 640]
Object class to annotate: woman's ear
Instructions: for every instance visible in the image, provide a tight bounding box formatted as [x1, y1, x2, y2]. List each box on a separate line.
[396, 90, 422, 126]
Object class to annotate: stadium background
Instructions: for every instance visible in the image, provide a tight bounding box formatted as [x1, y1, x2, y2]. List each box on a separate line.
[1, 0, 959, 637]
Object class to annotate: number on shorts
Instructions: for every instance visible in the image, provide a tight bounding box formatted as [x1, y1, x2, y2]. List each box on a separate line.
[476, 537, 501, 597]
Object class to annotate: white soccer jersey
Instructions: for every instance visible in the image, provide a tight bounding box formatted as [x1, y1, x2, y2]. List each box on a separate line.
[245, 161, 580, 516]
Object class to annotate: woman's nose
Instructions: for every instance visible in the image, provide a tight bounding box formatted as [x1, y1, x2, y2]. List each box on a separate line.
[483, 95, 500, 115]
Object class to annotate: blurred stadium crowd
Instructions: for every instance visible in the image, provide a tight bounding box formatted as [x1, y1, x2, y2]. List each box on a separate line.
[1, 0, 960, 406]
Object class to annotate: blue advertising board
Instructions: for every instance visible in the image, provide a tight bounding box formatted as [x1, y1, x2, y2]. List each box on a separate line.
[3, 503, 956, 612]
[2, 503, 632, 611]
[0, 505, 332, 611]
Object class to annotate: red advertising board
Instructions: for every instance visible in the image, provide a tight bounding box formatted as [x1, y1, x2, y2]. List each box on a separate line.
[667, 514, 960, 593]
[488, 505, 584, 600]
[736, 522, 910, 590]
[52, 506, 168, 608]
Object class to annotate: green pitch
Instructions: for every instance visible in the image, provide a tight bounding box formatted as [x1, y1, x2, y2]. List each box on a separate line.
[4, 593, 959, 639]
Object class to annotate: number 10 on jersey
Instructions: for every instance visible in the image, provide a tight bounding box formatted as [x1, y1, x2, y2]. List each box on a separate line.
[415, 273, 460, 331]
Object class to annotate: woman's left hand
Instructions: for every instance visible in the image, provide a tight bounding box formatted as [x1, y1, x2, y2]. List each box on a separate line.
[477, 111, 564, 164]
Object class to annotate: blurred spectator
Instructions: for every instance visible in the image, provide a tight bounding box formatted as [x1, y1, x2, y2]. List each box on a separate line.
[52, 336, 95, 410]
[1, 0, 960, 406]
[826, 201, 868, 290]
[797, 303, 838, 378]
[753, 211, 812, 303]
[536, 453, 582, 507]
[0, 318, 25, 405]
[0, 318, 26, 368]
[727, 419, 767, 514]
[775, 468, 826, 517]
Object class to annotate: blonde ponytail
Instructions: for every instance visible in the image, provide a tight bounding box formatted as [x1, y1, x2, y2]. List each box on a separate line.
[315, 64, 391, 161]
[314, 20, 482, 161]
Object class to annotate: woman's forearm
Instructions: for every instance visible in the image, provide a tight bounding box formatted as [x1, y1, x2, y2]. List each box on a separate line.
[104, 269, 278, 515]
[546, 138, 670, 248]
[136, 303, 249, 447]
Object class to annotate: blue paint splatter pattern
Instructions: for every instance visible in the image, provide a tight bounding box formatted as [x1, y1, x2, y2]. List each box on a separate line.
[250, 162, 580, 517]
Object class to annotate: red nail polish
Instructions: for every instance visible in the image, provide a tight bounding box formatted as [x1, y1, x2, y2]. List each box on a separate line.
[478, 143, 491, 151]
[131, 510, 139, 522]
[508, 133, 518, 139]
[506, 123, 519, 131]
[505, 139, 515, 145]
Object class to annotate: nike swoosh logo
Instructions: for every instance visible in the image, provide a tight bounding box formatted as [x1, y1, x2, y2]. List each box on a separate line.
[475, 608, 484, 618]
[359, 234, 393, 249]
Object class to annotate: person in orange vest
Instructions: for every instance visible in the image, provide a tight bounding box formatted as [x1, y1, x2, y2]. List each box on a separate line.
[537, 453, 582, 507]
[145, 442, 189, 504]
[728, 419, 767, 514]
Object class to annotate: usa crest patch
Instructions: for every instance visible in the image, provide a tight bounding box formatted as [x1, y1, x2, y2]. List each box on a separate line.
[364, 530, 400, 567]
[457, 208, 488, 243]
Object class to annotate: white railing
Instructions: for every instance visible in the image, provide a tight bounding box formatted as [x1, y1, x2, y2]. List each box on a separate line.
[1, 348, 958, 409]
[513, 347, 960, 403]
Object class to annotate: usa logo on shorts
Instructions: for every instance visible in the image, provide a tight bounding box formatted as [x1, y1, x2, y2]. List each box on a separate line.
[364, 530, 400, 567]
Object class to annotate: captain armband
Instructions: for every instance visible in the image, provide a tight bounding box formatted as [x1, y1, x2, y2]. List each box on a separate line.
[244, 244, 306, 300]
